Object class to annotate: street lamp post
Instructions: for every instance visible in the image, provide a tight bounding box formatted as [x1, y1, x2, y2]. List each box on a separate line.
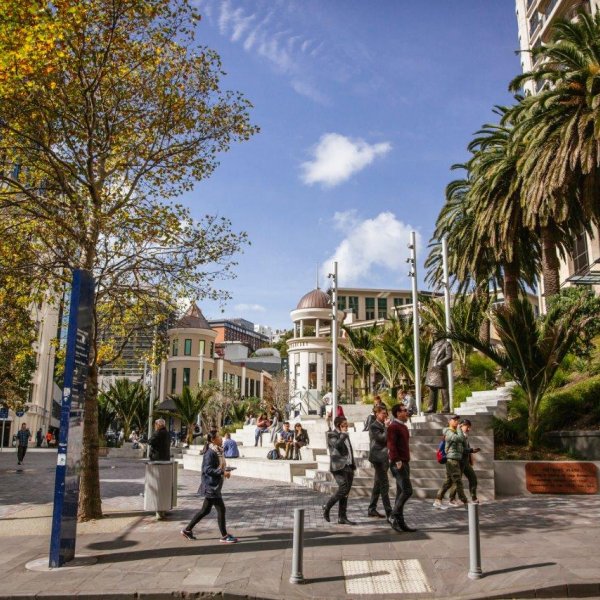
[441, 237, 455, 412]
[329, 262, 338, 421]
[408, 231, 422, 415]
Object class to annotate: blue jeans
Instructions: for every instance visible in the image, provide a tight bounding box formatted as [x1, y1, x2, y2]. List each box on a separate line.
[255, 427, 268, 445]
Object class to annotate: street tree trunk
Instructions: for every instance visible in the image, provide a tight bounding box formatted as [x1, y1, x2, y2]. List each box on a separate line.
[541, 226, 561, 299]
[503, 260, 520, 306]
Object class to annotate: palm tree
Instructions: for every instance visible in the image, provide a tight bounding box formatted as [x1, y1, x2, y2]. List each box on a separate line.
[166, 383, 217, 445]
[339, 323, 379, 398]
[100, 379, 148, 439]
[97, 392, 116, 441]
[448, 297, 591, 448]
[509, 10, 600, 297]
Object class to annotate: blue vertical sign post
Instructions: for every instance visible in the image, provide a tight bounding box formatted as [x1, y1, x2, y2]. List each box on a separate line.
[49, 269, 94, 568]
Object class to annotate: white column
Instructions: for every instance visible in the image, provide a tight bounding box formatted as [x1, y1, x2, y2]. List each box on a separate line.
[299, 320, 304, 338]
[331, 261, 338, 420]
[159, 360, 167, 402]
[409, 231, 422, 414]
[217, 356, 224, 383]
[241, 364, 247, 397]
[317, 352, 324, 391]
[315, 319, 320, 337]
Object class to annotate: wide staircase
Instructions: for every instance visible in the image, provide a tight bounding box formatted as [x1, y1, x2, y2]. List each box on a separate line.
[294, 384, 514, 502]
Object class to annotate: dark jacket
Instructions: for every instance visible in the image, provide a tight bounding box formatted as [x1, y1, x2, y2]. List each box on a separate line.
[387, 420, 410, 463]
[294, 429, 310, 446]
[148, 427, 171, 461]
[368, 420, 389, 464]
[199, 447, 225, 498]
[327, 429, 356, 473]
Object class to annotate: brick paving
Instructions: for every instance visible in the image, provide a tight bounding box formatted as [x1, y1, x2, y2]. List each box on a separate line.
[1, 451, 600, 599]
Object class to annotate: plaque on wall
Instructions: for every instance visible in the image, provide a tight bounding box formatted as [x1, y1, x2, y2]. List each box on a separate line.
[525, 462, 598, 494]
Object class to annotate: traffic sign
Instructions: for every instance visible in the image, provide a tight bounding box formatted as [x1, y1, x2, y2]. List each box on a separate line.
[0, 407, 8, 419]
[15, 410, 24, 417]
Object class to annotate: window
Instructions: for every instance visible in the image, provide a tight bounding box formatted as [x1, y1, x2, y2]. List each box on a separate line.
[245, 377, 249, 396]
[171, 368, 177, 393]
[199, 339, 205, 356]
[393, 297, 404, 307]
[183, 368, 190, 388]
[572, 230, 589, 274]
[365, 297, 375, 320]
[210, 342, 214, 357]
[348, 296, 359, 314]
[378, 298, 387, 319]
[237, 375, 242, 390]
[172, 339, 178, 357]
[250, 379, 255, 396]
[184, 339, 192, 356]
[326, 363, 332, 387]
[255, 380, 260, 397]
[209, 370, 213, 381]
[309, 363, 317, 388]
[338, 295, 346, 310]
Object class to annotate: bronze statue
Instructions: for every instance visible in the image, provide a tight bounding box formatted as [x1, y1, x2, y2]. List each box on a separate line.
[425, 339, 453, 413]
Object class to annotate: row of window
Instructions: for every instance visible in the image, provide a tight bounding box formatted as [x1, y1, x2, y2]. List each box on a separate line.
[337, 296, 410, 320]
[170, 367, 260, 396]
[172, 338, 214, 357]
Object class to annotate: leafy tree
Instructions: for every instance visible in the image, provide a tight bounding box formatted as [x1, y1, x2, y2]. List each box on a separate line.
[448, 297, 592, 448]
[0, 0, 257, 520]
[268, 371, 290, 414]
[100, 379, 148, 439]
[272, 330, 293, 358]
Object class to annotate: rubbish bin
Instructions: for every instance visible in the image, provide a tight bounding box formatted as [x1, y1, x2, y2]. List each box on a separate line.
[144, 460, 178, 518]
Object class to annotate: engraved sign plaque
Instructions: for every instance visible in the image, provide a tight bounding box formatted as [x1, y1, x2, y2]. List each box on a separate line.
[525, 462, 598, 494]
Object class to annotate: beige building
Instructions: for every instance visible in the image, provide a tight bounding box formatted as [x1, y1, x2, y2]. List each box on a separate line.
[159, 304, 269, 401]
[515, 0, 600, 310]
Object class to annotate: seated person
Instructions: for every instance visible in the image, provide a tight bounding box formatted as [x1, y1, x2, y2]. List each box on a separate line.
[274, 422, 295, 459]
[223, 432, 240, 458]
[292, 423, 310, 460]
[244, 413, 256, 426]
[254, 413, 271, 446]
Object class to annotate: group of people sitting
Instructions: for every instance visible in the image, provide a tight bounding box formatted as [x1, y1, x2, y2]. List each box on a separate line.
[273, 421, 309, 460]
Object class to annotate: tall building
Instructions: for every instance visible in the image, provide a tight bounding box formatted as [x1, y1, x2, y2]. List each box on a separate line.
[208, 317, 269, 354]
[515, 0, 600, 308]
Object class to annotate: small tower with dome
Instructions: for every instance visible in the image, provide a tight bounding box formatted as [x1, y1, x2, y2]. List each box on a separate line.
[287, 285, 346, 411]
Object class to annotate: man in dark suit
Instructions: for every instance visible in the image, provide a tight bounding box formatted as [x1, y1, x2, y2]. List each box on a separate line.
[387, 404, 417, 533]
[323, 416, 356, 525]
[148, 418, 171, 461]
[368, 404, 392, 519]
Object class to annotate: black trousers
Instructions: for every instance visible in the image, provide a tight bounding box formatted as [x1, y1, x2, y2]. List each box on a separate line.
[186, 497, 227, 537]
[17, 446, 27, 463]
[390, 462, 413, 520]
[369, 461, 392, 514]
[326, 465, 354, 517]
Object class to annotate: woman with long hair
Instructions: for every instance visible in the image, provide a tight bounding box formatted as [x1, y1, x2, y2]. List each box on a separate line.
[181, 431, 238, 543]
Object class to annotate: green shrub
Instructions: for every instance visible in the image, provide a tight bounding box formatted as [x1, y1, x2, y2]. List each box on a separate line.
[539, 375, 600, 431]
[467, 352, 498, 383]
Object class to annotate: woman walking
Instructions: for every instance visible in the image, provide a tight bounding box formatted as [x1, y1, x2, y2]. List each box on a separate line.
[181, 432, 238, 543]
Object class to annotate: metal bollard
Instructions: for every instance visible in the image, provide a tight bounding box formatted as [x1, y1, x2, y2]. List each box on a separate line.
[289, 508, 305, 584]
[467, 502, 483, 579]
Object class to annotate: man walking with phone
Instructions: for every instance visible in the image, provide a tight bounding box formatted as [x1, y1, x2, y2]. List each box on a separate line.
[387, 404, 417, 533]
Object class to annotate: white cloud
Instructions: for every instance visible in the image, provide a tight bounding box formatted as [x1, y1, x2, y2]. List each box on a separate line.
[301, 133, 391, 188]
[322, 211, 421, 286]
[234, 303, 266, 313]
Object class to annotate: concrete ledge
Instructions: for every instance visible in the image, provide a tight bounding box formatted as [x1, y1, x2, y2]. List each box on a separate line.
[495, 460, 600, 496]
[545, 430, 600, 460]
[107, 446, 144, 459]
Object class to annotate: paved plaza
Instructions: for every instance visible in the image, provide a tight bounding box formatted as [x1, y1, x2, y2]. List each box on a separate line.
[0, 451, 599, 599]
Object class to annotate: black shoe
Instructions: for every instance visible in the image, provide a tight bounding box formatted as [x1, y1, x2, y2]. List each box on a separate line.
[396, 520, 417, 532]
[181, 529, 196, 541]
[322, 504, 331, 523]
[337, 517, 356, 525]
[368, 509, 385, 519]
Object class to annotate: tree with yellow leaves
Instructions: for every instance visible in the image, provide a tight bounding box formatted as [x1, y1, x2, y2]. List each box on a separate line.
[0, 0, 257, 520]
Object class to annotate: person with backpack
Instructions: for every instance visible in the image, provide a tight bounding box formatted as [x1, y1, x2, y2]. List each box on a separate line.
[433, 415, 469, 509]
[448, 419, 480, 505]
[181, 431, 238, 544]
[367, 405, 392, 519]
[387, 404, 417, 532]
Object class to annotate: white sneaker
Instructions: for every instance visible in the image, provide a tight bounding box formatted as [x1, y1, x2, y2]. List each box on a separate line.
[448, 500, 462, 508]
[432, 500, 448, 510]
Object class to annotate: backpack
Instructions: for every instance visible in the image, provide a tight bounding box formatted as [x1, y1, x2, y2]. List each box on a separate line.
[436, 438, 447, 464]
[267, 449, 280, 460]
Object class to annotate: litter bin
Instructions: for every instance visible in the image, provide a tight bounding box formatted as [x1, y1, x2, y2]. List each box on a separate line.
[144, 460, 178, 519]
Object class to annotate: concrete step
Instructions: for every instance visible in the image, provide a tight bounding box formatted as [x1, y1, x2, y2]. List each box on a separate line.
[235, 445, 326, 461]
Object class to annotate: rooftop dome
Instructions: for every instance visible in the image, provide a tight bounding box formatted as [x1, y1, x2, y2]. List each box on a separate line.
[174, 303, 212, 330]
[254, 348, 281, 358]
[296, 288, 330, 310]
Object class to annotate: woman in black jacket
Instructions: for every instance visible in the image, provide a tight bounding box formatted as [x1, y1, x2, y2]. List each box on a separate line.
[181, 432, 238, 543]
[291, 423, 310, 460]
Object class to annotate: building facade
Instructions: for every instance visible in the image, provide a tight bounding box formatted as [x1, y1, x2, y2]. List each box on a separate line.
[208, 318, 269, 353]
[159, 304, 269, 401]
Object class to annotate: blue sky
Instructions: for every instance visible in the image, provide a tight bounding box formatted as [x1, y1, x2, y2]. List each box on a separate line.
[182, 1, 522, 330]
